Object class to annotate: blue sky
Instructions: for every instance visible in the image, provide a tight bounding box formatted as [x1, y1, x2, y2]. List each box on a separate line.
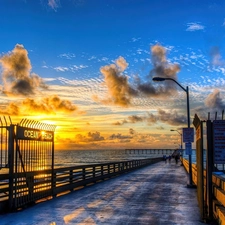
[0, 0, 225, 150]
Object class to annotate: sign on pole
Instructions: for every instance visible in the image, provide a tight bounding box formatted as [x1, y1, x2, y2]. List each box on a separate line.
[213, 120, 225, 164]
[185, 142, 192, 155]
[183, 127, 194, 143]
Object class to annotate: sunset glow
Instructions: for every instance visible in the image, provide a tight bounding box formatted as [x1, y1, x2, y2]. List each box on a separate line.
[1, 1, 225, 150]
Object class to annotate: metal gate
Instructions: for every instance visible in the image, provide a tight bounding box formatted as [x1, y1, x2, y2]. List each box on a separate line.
[0, 116, 56, 210]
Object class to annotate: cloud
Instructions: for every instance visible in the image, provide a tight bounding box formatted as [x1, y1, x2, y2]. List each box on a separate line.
[58, 53, 76, 59]
[137, 44, 180, 96]
[128, 115, 144, 123]
[115, 56, 129, 72]
[186, 22, 205, 31]
[129, 128, 135, 135]
[150, 45, 180, 79]
[131, 37, 141, 42]
[210, 46, 225, 66]
[194, 89, 225, 120]
[108, 133, 132, 140]
[113, 109, 186, 127]
[0, 102, 20, 116]
[53, 64, 88, 73]
[100, 57, 137, 107]
[22, 95, 78, 114]
[205, 89, 225, 110]
[0, 44, 48, 96]
[48, 0, 60, 11]
[54, 66, 69, 72]
[75, 131, 104, 142]
[0, 44, 80, 117]
[99, 45, 181, 107]
[112, 119, 128, 125]
[157, 109, 186, 125]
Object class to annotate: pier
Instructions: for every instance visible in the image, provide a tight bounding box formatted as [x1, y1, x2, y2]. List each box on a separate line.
[1, 117, 225, 224]
[0, 159, 203, 225]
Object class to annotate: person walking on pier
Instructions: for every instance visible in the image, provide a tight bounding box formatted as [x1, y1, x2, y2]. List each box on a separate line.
[175, 154, 179, 164]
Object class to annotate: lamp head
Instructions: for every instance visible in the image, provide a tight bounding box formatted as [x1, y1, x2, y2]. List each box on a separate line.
[152, 77, 166, 82]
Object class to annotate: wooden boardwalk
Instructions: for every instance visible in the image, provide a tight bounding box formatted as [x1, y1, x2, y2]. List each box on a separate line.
[0, 160, 203, 225]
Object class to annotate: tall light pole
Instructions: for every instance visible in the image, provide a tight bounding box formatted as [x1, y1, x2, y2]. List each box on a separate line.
[170, 129, 182, 149]
[171, 129, 183, 165]
[153, 77, 193, 186]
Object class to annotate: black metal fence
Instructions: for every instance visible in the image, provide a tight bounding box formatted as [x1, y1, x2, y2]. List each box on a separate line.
[0, 117, 56, 212]
[0, 157, 162, 212]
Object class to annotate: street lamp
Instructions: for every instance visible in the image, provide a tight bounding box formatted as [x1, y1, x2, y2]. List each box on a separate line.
[170, 129, 182, 150]
[153, 77, 193, 186]
[171, 129, 183, 165]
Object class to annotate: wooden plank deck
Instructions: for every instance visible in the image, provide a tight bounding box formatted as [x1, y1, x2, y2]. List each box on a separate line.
[0, 160, 203, 225]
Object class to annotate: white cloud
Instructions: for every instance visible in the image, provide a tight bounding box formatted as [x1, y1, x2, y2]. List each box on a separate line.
[70, 64, 88, 72]
[53, 64, 88, 73]
[58, 53, 76, 59]
[186, 23, 205, 31]
[131, 37, 141, 42]
[48, 0, 60, 11]
[54, 66, 69, 72]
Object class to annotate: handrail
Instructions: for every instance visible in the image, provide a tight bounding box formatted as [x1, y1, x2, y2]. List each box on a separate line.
[0, 157, 162, 212]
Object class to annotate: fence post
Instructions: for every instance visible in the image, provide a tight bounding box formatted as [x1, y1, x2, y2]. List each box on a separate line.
[8, 124, 15, 210]
[193, 114, 204, 219]
[206, 120, 213, 220]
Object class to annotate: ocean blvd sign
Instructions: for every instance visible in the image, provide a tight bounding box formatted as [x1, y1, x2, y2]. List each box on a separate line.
[17, 126, 54, 141]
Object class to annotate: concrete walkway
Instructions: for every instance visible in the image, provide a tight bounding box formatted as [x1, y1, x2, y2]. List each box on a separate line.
[0, 160, 203, 225]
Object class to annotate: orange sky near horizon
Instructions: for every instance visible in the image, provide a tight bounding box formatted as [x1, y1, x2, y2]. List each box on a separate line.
[0, 44, 222, 151]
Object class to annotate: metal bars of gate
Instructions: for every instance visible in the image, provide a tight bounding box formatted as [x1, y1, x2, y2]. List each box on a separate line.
[0, 116, 12, 170]
[12, 119, 56, 209]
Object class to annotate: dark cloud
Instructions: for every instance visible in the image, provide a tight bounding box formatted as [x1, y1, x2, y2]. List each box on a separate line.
[0, 44, 79, 116]
[113, 109, 186, 127]
[128, 115, 143, 123]
[146, 112, 158, 124]
[210, 46, 225, 66]
[108, 133, 132, 140]
[22, 95, 77, 114]
[100, 57, 137, 107]
[205, 89, 225, 109]
[0, 102, 20, 116]
[151, 45, 180, 79]
[75, 131, 104, 142]
[112, 119, 128, 125]
[195, 89, 225, 120]
[137, 45, 180, 96]
[129, 128, 135, 135]
[0, 44, 48, 96]
[99, 45, 181, 107]
[157, 109, 186, 126]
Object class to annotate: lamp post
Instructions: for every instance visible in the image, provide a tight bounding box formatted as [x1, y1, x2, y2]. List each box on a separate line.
[170, 129, 182, 150]
[171, 129, 183, 165]
[153, 77, 193, 186]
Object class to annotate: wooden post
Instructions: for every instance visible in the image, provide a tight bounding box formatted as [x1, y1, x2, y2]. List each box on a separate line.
[206, 120, 213, 220]
[193, 114, 204, 219]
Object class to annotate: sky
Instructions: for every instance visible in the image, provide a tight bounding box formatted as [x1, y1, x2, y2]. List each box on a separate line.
[0, 0, 225, 150]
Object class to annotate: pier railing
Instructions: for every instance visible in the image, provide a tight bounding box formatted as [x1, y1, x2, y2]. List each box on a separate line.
[183, 158, 225, 224]
[0, 157, 162, 212]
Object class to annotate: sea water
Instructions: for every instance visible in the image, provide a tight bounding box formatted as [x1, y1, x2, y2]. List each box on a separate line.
[54, 149, 162, 168]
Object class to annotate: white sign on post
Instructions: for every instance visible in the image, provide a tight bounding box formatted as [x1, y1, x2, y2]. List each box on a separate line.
[183, 128, 194, 143]
[213, 120, 225, 164]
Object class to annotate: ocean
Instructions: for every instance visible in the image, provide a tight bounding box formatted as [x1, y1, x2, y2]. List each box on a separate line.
[54, 149, 163, 168]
